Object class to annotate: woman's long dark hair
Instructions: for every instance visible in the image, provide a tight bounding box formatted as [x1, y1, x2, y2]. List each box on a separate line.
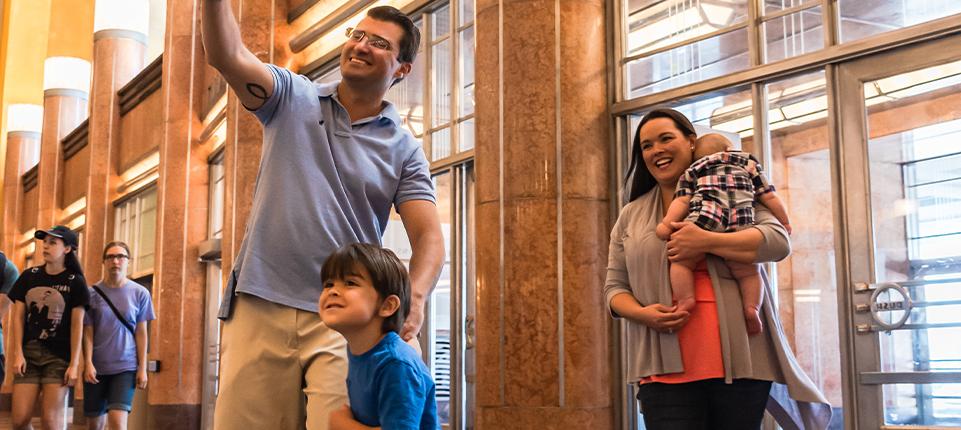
[65, 247, 85, 280]
[625, 108, 698, 202]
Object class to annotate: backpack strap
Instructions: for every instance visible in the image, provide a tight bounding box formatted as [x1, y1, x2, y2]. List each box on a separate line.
[92, 285, 137, 336]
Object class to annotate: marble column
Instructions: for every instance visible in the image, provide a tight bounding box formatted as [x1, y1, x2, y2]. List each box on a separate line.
[144, 1, 206, 428]
[34, 88, 88, 257]
[221, 0, 292, 277]
[473, 0, 613, 428]
[82, 31, 146, 281]
[2, 132, 31, 256]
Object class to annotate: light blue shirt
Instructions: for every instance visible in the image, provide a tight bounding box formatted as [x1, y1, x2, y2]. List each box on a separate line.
[84, 279, 155, 375]
[220, 64, 435, 315]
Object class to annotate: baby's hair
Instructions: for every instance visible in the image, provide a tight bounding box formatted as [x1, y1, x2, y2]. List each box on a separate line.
[694, 133, 733, 160]
[321, 243, 411, 333]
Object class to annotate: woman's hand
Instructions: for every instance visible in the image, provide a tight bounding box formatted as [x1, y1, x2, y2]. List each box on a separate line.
[667, 221, 709, 262]
[84, 362, 99, 384]
[638, 303, 690, 334]
[64, 363, 80, 387]
[9, 352, 26, 376]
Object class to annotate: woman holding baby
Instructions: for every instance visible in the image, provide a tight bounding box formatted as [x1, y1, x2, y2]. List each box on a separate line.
[604, 108, 831, 429]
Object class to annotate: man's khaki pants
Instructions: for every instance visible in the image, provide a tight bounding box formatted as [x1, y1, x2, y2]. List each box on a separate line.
[214, 294, 348, 430]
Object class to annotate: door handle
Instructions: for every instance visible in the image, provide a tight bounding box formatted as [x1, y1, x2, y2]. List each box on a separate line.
[465, 315, 475, 349]
[854, 282, 913, 332]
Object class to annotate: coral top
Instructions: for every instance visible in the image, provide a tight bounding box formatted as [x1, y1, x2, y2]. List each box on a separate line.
[642, 260, 724, 384]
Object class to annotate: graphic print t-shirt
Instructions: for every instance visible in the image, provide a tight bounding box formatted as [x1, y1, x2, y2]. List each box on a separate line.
[9, 266, 90, 361]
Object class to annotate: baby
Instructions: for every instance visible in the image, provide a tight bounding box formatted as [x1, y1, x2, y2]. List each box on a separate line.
[656, 133, 791, 335]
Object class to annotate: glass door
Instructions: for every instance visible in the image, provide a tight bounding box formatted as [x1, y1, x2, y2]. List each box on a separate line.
[837, 34, 961, 429]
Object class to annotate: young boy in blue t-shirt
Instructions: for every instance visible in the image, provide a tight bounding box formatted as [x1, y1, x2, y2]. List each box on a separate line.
[320, 243, 439, 430]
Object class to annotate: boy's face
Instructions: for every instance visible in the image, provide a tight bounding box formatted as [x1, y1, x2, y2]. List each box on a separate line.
[319, 264, 394, 332]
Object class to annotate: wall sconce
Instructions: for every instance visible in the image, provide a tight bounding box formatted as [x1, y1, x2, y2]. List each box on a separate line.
[94, 0, 150, 37]
[6, 104, 44, 133]
[43, 57, 92, 94]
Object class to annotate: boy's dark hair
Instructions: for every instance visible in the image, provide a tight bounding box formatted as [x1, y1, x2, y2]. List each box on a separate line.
[321, 243, 411, 334]
[367, 6, 420, 64]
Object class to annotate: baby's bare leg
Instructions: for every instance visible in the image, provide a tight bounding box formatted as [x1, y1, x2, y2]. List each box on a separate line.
[670, 257, 699, 313]
[727, 261, 763, 335]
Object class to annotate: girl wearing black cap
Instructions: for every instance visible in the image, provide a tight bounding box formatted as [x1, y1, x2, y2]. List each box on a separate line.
[7, 225, 90, 430]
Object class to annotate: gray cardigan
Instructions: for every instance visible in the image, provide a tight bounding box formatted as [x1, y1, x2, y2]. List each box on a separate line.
[605, 187, 832, 429]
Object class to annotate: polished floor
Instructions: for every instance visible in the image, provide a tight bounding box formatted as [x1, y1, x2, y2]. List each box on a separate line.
[0, 410, 83, 429]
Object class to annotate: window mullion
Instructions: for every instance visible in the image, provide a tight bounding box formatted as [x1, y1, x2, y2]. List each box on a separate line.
[451, 3, 460, 155]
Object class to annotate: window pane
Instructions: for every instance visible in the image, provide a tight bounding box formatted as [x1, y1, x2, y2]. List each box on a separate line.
[316, 67, 341, 85]
[459, 0, 474, 26]
[625, 27, 750, 99]
[458, 119, 475, 151]
[432, 127, 452, 160]
[839, 0, 961, 43]
[459, 26, 475, 117]
[659, 85, 755, 140]
[430, 173, 452, 426]
[138, 190, 157, 273]
[864, 60, 961, 426]
[625, 0, 748, 56]
[432, 5, 450, 40]
[763, 7, 824, 63]
[765, 70, 844, 427]
[763, 0, 815, 14]
[432, 39, 452, 127]
[388, 53, 426, 137]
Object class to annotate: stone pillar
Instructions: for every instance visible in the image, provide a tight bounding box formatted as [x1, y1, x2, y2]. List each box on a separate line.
[221, 0, 292, 277]
[473, 0, 613, 428]
[2, 132, 31, 255]
[34, 88, 88, 252]
[144, 0, 206, 427]
[82, 31, 146, 281]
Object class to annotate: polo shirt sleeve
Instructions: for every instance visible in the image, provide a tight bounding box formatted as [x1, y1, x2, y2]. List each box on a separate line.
[376, 361, 428, 430]
[253, 64, 301, 127]
[1, 258, 19, 294]
[394, 145, 436, 207]
[7, 269, 31, 303]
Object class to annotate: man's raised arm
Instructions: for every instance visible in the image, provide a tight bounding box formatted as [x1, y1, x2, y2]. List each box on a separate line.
[202, 0, 275, 110]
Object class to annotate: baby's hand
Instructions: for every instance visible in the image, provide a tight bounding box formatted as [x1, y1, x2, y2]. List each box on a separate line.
[784, 221, 793, 235]
[655, 222, 673, 241]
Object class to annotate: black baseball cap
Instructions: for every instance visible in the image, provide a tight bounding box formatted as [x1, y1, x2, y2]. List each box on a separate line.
[35, 225, 80, 249]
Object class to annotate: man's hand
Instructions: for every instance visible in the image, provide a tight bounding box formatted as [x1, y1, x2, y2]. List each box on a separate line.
[400, 298, 426, 342]
[84, 362, 99, 384]
[64, 363, 80, 387]
[136, 368, 148, 389]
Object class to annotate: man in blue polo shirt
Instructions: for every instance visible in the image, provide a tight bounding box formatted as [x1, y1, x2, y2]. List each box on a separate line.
[202, 3, 445, 429]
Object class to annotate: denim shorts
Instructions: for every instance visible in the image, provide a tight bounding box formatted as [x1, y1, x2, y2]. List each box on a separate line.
[14, 341, 68, 385]
[83, 371, 137, 416]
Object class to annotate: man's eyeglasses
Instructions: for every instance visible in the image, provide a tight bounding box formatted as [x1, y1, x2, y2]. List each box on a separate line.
[345, 27, 393, 51]
[104, 254, 130, 261]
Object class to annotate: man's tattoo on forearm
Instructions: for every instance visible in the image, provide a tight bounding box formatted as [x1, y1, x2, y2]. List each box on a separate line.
[246, 83, 269, 101]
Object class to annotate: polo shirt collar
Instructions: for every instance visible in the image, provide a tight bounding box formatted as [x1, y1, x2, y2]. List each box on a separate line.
[319, 80, 402, 126]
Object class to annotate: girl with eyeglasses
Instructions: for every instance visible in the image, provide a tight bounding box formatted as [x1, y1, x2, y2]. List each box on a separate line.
[81, 241, 155, 430]
[7, 225, 90, 430]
